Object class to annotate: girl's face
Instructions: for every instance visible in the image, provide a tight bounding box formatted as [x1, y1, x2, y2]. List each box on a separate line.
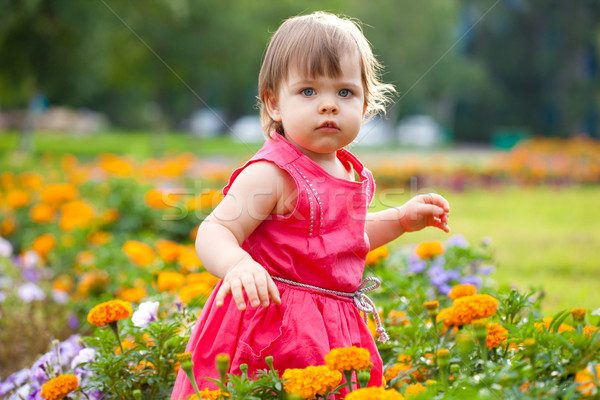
[266, 51, 366, 159]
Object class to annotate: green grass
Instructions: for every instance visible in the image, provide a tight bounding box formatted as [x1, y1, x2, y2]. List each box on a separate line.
[375, 186, 600, 315]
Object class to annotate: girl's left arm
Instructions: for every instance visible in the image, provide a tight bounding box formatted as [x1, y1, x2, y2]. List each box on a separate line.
[365, 193, 450, 249]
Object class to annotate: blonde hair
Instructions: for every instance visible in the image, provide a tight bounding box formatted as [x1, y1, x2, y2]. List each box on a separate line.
[258, 11, 395, 135]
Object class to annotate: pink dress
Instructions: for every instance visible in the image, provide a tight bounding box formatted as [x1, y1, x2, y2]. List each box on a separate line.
[171, 133, 383, 399]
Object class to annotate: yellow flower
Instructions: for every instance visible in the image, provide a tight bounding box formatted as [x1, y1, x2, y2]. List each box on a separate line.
[123, 240, 156, 267]
[424, 301, 439, 311]
[87, 299, 132, 327]
[177, 245, 202, 271]
[282, 365, 342, 399]
[345, 386, 405, 400]
[415, 242, 444, 259]
[144, 189, 174, 209]
[6, 189, 31, 209]
[59, 200, 96, 231]
[448, 284, 477, 300]
[325, 346, 371, 372]
[88, 231, 112, 246]
[102, 208, 120, 224]
[41, 183, 78, 206]
[0, 216, 16, 236]
[52, 274, 75, 293]
[157, 271, 186, 292]
[486, 323, 508, 348]
[405, 382, 426, 397]
[40, 374, 79, 400]
[30, 203, 56, 223]
[575, 364, 600, 397]
[75, 270, 110, 297]
[451, 294, 498, 325]
[534, 317, 574, 333]
[32, 233, 57, 259]
[155, 239, 185, 263]
[384, 355, 422, 383]
[186, 388, 230, 400]
[365, 246, 390, 266]
[119, 286, 148, 303]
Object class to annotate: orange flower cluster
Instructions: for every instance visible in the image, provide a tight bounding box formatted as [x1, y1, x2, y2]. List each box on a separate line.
[282, 365, 342, 399]
[155, 239, 185, 263]
[119, 286, 148, 303]
[87, 299, 132, 327]
[157, 271, 186, 292]
[584, 325, 599, 338]
[365, 246, 390, 266]
[384, 355, 423, 383]
[388, 310, 410, 327]
[344, 386, 405, 400]
[451, 294, 498, 326]
[179, 272, 219, 304]
[405, 382, 427, 397]
[534, 317, 574, 333]
[40, 374, 79, 400]
[41, 183, 78, 206]
[187, 388, 230, 400]
[324, 346, 371, 372]
[486, 323, 508, 348]
[59, 200, 96, 231]
[75, 270, 110, 297]
[32, 233, 57, 259]
[123, 240, 156, 267]
[575, 363, 600, 397]
[415, 242, 444, 259]
[448, 284, 477, 300]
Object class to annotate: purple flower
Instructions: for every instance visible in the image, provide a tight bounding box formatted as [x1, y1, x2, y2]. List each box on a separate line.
[68, 313, 80, 330]
[21, 267, 41, 283]
[460, 275, 482, 288]
[20, 251, 40, 269]
[437, 284, 452, 296]
[478, 265, 496, 276]
[0, 368, 29, 396]
[52, 290, 69, 304]
[408, 259, 427, 273]
[17, 283, 45, 302]
[446, 234, 469, 248]
[71, 348, 97, 370]
[0, 291, 6, 303]
[132, 301, 159, 327]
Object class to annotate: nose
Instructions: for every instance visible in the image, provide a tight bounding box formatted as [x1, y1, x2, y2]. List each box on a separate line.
[319, 99, 338, 114]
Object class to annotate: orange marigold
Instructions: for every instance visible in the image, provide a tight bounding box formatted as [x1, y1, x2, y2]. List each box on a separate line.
[448, 284, 477, 300]
[87, 299, 132, 327]
[451, 294, 498, 325]
[88, 231, 112, 246]
[324, 346, 371, 372]
[40, 374, 79, 400]
[98, 154, 132, 176]
[486, 323, 508, 348]
[145, 189, 173, 209]
[384, 355, 422, 383]
[59, 200, 95, 231]
[584, 325, 599, 338]
[0, 216, 16, 236]
[41, 183, 78, 205]
[6, 189, 31, 209]
[30, 203, 56, 223]
[282, 365, 342, 399]
[365, 246, 390, 266]
[345, 386, 405, 400]
[388, 310, 410, 326]
[119, 286, 148, 303]
[186, 388, 230, 400]
[534, 317, 574, 333]
[177, 246, 202, 271]
[575, 364, 600, 397]
[415, 242, 444, 259]
[157, 271, 186, 292]
[179, 283, 213, 304]
[32, 233, 57, 259]
[52, 274, 75, 293]
[123, 240, 156, 267]
[75, 270, 110, 296]
[436, 307, 456, 327]
[19, 172, 44, 190]
[155, 239, 185, 263]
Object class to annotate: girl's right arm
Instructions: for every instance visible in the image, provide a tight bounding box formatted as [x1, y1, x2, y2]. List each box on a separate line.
[195, 161, 287, 310]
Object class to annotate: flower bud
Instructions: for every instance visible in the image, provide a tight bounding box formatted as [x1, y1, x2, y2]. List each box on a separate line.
[472, 318, 488, 343]
[133, 389, 142, 400]
[571, 308, 586, 323]
[177, 352, 193, 373]
[357, 366, 372, 389]
[436, 348, 450, 367]
[523, 338, 536, 358]
[265, 356, 275, 371]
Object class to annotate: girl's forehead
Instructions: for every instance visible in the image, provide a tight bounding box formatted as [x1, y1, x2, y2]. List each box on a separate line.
[284, 50, 362, 82]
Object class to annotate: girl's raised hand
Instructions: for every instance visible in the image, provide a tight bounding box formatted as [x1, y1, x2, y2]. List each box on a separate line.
[215, 260, 281, 310]
[399, 193, 450, 234]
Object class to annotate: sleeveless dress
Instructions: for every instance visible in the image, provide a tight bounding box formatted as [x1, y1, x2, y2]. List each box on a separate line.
[171, 133, 383, 399]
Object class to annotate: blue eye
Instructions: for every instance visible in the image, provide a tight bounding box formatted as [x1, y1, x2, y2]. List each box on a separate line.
[339, 89, 351, 98]
[301, 88, 315, 96]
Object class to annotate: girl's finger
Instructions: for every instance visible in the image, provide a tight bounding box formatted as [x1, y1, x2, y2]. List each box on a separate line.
[229, 279, 246, 310]
[241, 275, 260, 307]
[253, 273, 270, 306]
[266, 276, 281, 305]
[215, 282, 231, 307]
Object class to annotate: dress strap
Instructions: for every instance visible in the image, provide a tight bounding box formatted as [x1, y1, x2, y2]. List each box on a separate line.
[271, 276, 389, 343]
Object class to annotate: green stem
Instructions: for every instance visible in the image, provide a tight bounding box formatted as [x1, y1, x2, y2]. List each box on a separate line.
[343, 370, 355, 392]
[109, 321, 124, 354]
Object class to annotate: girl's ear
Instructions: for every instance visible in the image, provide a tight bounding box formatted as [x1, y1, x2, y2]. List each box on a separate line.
[264, 90, 282, 122]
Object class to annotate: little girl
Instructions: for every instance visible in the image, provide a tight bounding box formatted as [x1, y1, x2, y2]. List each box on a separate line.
[171, 11, 450, 398]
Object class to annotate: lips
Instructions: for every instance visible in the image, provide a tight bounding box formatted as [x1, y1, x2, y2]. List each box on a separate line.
[317, 121, 339, 132]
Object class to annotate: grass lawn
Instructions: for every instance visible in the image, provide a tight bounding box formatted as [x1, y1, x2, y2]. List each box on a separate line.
[2, 131, 598, 315]
[376, 186, 600, 315]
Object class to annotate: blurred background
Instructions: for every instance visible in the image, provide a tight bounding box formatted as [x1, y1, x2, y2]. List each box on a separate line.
[1, 0, 599, 145]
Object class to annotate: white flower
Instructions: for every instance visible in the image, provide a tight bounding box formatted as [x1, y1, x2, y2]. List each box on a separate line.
[71, 348, 97, 369]
[0, 237, 12, 258]
[132, 301, 159, 327]
[17, 282, 46, 302]
[591, 307, 600, 316]
[21, 250, 40, 269]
